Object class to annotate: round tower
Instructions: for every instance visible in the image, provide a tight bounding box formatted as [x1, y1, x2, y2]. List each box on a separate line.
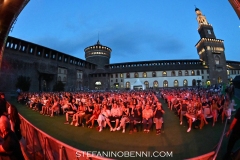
[84, 40, 111, 69]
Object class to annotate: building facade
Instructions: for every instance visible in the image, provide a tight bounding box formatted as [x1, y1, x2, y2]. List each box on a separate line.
[0, 8, 240, 92]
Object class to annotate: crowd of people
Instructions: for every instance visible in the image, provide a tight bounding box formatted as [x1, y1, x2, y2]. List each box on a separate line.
[17, 86, 238, 135]
[19, 90, 165, 135]
[160, 86, 237, 132]
[0, 84, 239, 159]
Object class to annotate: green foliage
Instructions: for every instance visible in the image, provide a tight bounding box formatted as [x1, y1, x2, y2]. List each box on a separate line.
[53, 81, 65, 91]
[15, 76, 31, 92]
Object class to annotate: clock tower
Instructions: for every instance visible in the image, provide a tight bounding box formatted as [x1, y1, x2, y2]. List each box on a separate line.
[195, 8, 228, 85]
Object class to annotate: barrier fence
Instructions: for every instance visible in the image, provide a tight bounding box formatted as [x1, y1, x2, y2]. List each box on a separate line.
[19, 114, 112, 160]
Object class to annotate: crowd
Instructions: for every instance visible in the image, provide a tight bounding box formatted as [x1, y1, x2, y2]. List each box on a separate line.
[18, 90, 165, 135]
[1, 84, 239, 159]
[160, 86, 237, 132]
[17, 86, 238, 135]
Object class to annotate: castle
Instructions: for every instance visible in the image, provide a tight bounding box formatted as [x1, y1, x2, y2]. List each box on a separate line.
[0, 8, 240, 92]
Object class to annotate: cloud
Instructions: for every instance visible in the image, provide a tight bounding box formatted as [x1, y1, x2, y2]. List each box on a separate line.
[33, 21, 185, 63]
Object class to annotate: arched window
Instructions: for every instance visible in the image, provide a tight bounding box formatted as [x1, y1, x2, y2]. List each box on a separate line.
[152, 71, 156, 77]
[215, 55, 220, 64]
[185, 70, 189, 76]
[58, 76, 61, 81]
[192, 79, 196, 86]
[183, 79, 188, 86]
[79, 74, 82, 79]
[126, 73, 130, 78]
[163, 80, 168, 87]
[191, 70, 195, 76]
[178, 71, 182, 76]
[134, 72, 139, 78]
[162, 71, 167, 77]
[144, 81, 149, 89]
[153, 81, 159, 88]
[171, 71, 175, 76]
[143, 72, 147, 78]
[174, 80, 179, 87]
[126, 82, 130, 88]
[197, 70, 200, 75]
[63, 76, 67, 82]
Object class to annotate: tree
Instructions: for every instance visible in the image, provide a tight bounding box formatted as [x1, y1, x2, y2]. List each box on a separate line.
[15, 76, 31, 92]
[53, 81, 65, 92]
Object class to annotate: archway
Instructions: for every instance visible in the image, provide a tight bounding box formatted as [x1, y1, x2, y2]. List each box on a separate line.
[0, 0, 30, 69]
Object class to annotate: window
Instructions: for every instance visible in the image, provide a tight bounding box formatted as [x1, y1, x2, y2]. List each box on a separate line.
[174, 80, 179, 87]
[126, 73, 130, 78]
[116, 79, 118, 82]
[183, 79, 188, 86]
[144, 81, 149, 89]
[207, 30, 211, 34]
[126, 82, 130, 88]
[63, 77, 67, 82]
[185, 70, 189, 76]
[162, 71, 167, 77]
[201, 70, 204, 74]
[192, 79, 196, 86]
[215, 55, 220, 64]
[111, 74, 113, 78]
[143, 72, 147, 78]
[120, 73, 123, 78]
[152, 71, 156, 77]
[197, 70, 200, 75]
[153, 81, 158, 88]
[191, 70, 195, 76]
[58, 76, 61, 81]
[115, 74, 118, 78]
[178, 71, 182, 76]
[171, 71, 175, 76]
[134, 72, 139, 78]
[163, 80, 168, 87]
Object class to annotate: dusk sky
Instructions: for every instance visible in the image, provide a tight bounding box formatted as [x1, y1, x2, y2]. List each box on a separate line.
[9, 0, 240, 64]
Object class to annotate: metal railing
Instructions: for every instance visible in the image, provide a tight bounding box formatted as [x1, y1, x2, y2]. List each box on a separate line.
[19, 114, 112, 160]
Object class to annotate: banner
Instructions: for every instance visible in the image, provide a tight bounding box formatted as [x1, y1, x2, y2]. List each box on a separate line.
[229, 0, 240, 19]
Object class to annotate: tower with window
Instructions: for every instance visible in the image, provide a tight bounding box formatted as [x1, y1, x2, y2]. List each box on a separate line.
[195, 8, 227, 85]
[84, 40, 111, 69]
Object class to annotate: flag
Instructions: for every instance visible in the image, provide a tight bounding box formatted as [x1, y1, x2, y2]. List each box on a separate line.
[229, 0, 240, 19]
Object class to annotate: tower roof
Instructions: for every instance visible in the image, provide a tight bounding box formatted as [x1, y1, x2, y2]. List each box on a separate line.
[195, 7, 200, 11]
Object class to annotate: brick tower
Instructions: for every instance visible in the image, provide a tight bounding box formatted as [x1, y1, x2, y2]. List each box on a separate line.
[195, 8, 228, 85]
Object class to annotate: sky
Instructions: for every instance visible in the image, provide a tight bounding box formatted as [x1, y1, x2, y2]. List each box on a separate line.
[9, 0, 240, 64]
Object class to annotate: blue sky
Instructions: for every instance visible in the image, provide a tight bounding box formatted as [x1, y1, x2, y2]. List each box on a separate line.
[9, 0, 240, 64]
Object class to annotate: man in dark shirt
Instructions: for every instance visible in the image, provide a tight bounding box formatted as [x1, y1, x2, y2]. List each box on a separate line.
[225, 108, 240, 159]
[0, 115, 24, 160]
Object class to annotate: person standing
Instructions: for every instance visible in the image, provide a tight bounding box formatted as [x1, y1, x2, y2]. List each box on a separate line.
[154, 102, 165, 135]
[225, 108, 240, 159]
